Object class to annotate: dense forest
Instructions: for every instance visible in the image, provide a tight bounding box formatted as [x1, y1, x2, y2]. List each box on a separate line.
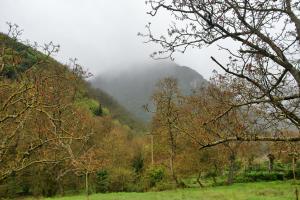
[1, 0, 300, 200]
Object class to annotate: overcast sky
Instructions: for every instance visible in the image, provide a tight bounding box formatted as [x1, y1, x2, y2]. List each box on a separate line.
[0, 0, 228, 79]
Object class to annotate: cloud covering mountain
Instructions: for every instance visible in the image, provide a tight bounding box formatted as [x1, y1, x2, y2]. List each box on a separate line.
[92, 62, 207, 122]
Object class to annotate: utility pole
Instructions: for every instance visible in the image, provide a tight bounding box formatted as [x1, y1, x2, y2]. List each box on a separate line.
[146, 132, 155, 166]
[151, 134, 154, 165]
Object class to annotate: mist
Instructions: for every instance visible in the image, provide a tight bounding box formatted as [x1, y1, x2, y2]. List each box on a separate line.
[0, 0, 227, 79]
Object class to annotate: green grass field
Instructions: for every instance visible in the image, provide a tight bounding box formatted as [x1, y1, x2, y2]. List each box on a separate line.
[25, 181, 299, 200]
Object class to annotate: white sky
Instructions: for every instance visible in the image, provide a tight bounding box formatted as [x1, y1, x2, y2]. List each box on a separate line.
[0, 0, 229, 79]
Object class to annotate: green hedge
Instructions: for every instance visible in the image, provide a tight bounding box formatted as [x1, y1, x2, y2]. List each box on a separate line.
[244, 171, 285, 181]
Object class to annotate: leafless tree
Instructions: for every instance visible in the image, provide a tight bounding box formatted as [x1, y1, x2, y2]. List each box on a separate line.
[142, 0, 300, 145]
[151, 77, 182, 186]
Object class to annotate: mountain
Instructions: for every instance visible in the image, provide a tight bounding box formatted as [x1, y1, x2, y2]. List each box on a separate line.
[91, 62, 207, 122]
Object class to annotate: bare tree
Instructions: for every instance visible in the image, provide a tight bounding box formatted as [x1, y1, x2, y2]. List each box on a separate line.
[151, 77, 182, 186]
[142, 0, 300, 144]
[72, 147, 107, 200]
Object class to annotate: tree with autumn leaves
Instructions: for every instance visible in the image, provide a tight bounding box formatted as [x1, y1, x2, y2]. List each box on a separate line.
[149, 75, 300, 188]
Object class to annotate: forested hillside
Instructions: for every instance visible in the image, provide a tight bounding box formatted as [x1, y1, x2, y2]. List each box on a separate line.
[85, 85, 145, 131]
[0, 32, 146, 198]
[0, 32, 143, 131]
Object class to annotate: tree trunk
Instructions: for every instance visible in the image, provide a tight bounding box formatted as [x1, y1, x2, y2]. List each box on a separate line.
[170, 153, 179, 186]
[292, 156, 299, 200]
[268, 154, 275, 172]
[168, 123, 179, 187]
[227, 153, 236, 185]
[59, 181, 64, 196]
[212, 176, 217, 185]
[85, 172, 89, 200]
[196, 172, 204, 188]
[151, 134, 154, 166]
[212, 163, 218, 185]
[293, 156, 297, 180]
[247, 155, 254, 171]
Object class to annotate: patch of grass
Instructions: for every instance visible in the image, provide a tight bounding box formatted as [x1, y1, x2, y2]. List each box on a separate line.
[24, 181, 299, 200]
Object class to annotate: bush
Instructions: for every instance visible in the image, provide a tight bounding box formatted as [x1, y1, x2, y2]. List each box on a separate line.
[125, 182, 145, 192]
[132, 153, 144, 174]
[244, 171, 285, 182]
[95, 170, 109, 193]
[285, 170, 300, 179]
[144, 166, 165, 188]
[108, 168, 134, 192]
[273, 162, 289, 172]
[0, 179, 18, 199]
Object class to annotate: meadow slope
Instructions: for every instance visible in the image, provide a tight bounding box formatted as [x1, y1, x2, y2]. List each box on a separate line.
[26, 181, 299, 200]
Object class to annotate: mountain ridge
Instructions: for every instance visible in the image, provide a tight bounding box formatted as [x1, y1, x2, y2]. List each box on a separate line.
[92, 62, 207, 122]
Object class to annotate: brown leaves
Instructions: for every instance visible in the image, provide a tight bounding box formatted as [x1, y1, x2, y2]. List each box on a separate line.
[72, 147, 107, 175]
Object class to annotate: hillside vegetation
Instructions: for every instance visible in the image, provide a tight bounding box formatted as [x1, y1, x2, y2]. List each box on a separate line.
[0, 33, 143, 131]
[0, 32, 146, 198]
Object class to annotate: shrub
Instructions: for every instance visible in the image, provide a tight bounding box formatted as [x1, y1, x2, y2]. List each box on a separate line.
[125, 182, 145, 192]
[285, 170, 300, 179]
[144, 166, 165, 188]
[95, 170, 109, 193]
[0, 177, 19, 199]
[108, 168, 134, 192]
[132, 153, 144, 174]
[244, 171, 284, 181]
[273, 162, 288, 172]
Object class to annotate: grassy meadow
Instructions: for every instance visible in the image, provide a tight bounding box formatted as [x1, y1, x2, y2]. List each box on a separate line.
[24, 181, 299, 200]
